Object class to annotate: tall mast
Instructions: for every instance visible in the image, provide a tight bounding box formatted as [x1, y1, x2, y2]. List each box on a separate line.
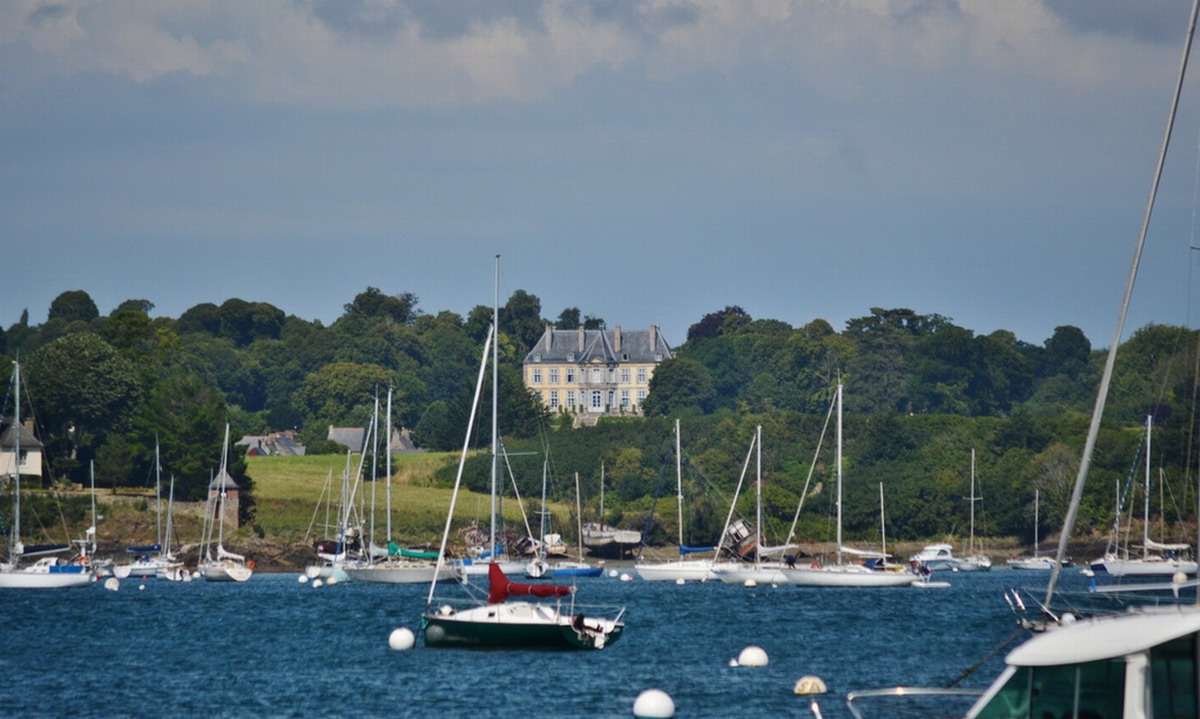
[490, 255, 500, 558]
[1144, 414, 1152, 560]
[879, 482, 887, 557]
[12, 361, 21, 559]
[969, 448, 977, 555]
[385, 387, 393, 542]
[155, 439, 162, 550]
[675, 418, 684, 552]
[755, 424, 762, 568]
[217, 423, 229, 551]
[835, 383, 843, 566]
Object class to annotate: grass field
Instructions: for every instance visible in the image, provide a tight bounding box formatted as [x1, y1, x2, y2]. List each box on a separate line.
[247, 452, 575, 546]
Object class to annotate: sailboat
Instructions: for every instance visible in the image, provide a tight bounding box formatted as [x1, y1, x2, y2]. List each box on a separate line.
[525, 466, 602, 579]
[1100, 414, 1197, 577]
[1007, 489, 1056, 570]
[0, 360, 92, 589]
[909, 448, 992, 572]
[712, 425, 798, 585]
[636, 419, 721, 582]
[113, 442, 183, 580]
[580, 462, 642, 558]
[198, 424, 253, 582]
[345, 388, 459, 584]
[421, 261, 624, 651]
[786, 384, 917, 587]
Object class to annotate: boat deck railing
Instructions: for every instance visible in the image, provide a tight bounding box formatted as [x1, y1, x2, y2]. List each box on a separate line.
[843, 687, 983, 719]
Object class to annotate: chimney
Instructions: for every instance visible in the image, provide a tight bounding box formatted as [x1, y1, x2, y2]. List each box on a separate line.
[578, 326, 585, 352]
[613, 325, 622, 352]
[650, 325, 657, 351]
[544, 325, 553, 352]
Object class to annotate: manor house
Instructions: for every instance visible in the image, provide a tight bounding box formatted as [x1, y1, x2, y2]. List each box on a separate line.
[522, 325, 673, 418]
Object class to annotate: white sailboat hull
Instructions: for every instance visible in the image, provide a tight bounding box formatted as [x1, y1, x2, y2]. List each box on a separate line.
[0, 564, 92, 589]
[1103, 557, 1198, 577]
[344, 561, 459, 584]
[635, 559, 721, 582]
[711, 564, 789, 585]
[1006, 557, 1056, 571]
[201, 560, 253, 582]
[786, 565, 918, 587]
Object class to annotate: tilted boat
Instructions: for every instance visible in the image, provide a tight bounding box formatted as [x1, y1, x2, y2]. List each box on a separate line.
[198, 424, 253, 582]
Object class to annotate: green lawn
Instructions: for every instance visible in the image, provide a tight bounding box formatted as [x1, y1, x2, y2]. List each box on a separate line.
[247, 453, 574, 545]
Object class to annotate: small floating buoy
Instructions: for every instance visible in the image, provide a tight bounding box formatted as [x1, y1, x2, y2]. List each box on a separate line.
[736, 646, 768, 667]
[139, 584, 145, 591]
[103, 577, 119, 592]
[608, 569, 619, 578]
[327, 576, 339, 586]
[1060, 612, 1077, 625]
[312, 579, 324, 588]
[1174, 571, 1188, 585]
[675, 577, 685, 585]
[388, 627, 415, 651]
[620, 573, 633, 582]
[632, 688, 675, 718]
[298, 574, 309, 584]
[793, 675, 827, 695]
[743, 579, 757, 588]
[182, 571, 193, 583]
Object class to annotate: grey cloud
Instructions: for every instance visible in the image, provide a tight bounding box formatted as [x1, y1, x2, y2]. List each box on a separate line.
[25, 2, 70, 27]
[306, 0, 547, 42]
[1044, 0, 1190, 44]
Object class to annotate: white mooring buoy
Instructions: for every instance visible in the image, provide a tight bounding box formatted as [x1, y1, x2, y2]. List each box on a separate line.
[620, 573, 633, 582]
[297, 574, 309, 584]
[103, 577, 119, 592]
[675, 577, 685, 585]
[632, 688, 675, 718]
[312, 578, 324, 588]
[388, 627, 415, 651]
[743, 579, 757, 588]
[736, 645, 768, 667]
[793, 675, 827, 695]
[608, 569, 619, 578]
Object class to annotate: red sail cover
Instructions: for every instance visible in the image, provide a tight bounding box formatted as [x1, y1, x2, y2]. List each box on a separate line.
[488, 562, 572, 604]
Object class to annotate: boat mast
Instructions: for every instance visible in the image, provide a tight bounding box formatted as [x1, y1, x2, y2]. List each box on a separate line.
[217, 423, 229, 552]
[675, 418, 684, 553]
[836, 382, 843, 567]
[879, 482, 887, 558]
[490, 255, 499, 559]
[599, 462, 605, 528]
[1046, 0, 1200, 602]
[386, 387, 393, 542]
[155, 439, 162, 551]
[12, 361, 21, 561]
[755, 424, 762, 568]
[1144, 414, 1152, 560]
[575, 472, 584, 562]
[969, 448, 977, 556]
[1033, 489, 1039, 556]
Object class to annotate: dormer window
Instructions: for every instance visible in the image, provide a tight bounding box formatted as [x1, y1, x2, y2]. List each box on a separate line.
[567, 353, 575, 362]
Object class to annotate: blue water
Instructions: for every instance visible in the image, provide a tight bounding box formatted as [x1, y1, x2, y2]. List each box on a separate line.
[0, 569, 1097, 718]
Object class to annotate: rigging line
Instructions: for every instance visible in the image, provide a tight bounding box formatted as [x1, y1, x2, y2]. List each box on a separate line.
[784, 386, 837, 548]
[943, 625, 1026, 689]
[1046, 0, 1200, 603]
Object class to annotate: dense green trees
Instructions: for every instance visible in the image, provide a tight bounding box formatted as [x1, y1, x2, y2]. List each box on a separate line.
[6, 287, 1200, 547]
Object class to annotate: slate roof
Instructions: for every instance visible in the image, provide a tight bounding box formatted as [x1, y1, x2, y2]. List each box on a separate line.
[0, 418, 43, 451]
[209, 468, 240, 491]
[523, 325, 674, 365]
[328, 426, 367, 453]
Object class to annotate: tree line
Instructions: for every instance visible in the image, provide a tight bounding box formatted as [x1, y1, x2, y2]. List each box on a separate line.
[2, 289, 1197, 547]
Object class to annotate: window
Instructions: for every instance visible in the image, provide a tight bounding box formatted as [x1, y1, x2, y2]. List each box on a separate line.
[654, 353, 662, 361]
[637, 368, 647, 384]
[567, 390, 576, 408]
[607, 390, 615, 407]
[532, 368, 542, 384]
[620, 368, 630, 383]
[566, 368, 575, 384]
[549, 390, 559, 409]
[591, 390, 603, 410]
[974, 661, 1125, 719]
[567, 353, 575, 362]
[607, 368, 616, 383]
[1151, 636, 1197, 719]
[638, 389, 647, 402]
[591, 368, 602, 383]
[549, 368, 559, 383]
[621, 390, 630, 407]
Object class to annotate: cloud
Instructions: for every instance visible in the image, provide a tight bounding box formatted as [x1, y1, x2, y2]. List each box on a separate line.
[0, 0, 1190, 110]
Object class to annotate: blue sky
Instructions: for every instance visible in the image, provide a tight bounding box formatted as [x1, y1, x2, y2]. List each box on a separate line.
[4, 0, 1200, 350]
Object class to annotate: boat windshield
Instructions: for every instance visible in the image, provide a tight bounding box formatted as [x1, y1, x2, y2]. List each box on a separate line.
[974, 660, 1124, 719]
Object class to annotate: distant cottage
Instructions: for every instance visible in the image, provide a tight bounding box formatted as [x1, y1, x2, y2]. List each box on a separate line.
[236, 430, 307, 457]
[326, 426, 423, 454]
[522, 325, 673, 419]
[209, 468, 240, 529]
[0, 418, 44, 481]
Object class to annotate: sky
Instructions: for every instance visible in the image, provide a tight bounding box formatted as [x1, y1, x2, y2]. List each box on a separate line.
[5, 0, 1200, 351]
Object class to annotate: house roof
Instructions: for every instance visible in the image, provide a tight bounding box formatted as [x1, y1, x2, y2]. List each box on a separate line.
[209, 468, 240, 491]
[523, 326, 674, 365]
[0, 418, 44, 451]
[328, 426, 367, 452]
